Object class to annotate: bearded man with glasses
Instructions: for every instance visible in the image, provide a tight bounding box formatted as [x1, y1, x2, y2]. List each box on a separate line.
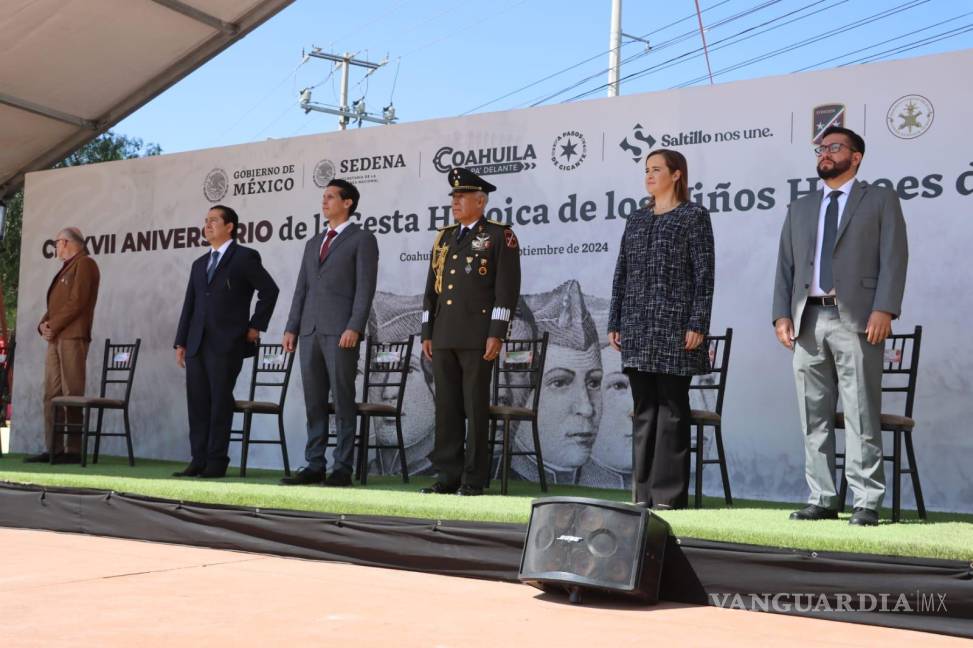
[772, 126, 909, 527]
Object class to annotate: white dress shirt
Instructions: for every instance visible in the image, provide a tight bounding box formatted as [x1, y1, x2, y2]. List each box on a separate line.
[810, 177, 856, 297]
[319, 219, 352, 256]
[209, 238, 232, 271]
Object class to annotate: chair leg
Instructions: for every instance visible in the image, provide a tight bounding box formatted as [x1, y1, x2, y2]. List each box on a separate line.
[713, 424, 732, 505]
[486, 418, 497, 489]
[80, 407, 91, 468]
[360, 416, 370, 486]
[394, 416, 409, 484]
[49, 405, 59, 464]
[239, 411, 252, 478]
[903, 430, 926, 520]
[353, 415, 364, 481]
[121, 403, 135, 467]
[694, 425, 704, 509]
[892, 430, 902, 523]
[500, 416, 512, 495]
[93, 408, 105, 464]
[530, 419, 547, 493]
[838, 468, 849, 513]
[277, 414, 291, 477]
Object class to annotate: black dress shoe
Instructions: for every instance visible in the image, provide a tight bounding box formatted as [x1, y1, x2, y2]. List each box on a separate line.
[280, 467, 324, 485]
[172, 464, 203, 477]
[419, 482, 458, 494]
[52, 452, 82, 465]
[789, 504, 838, 521]
[323, 470, 352, 487]
[455, 484, 484, 496]
[23, 452, 51, 463]
[199, 465, 227, 479]
[849, 507, 879, 526]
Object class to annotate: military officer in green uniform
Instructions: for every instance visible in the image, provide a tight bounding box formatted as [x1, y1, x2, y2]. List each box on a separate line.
[420, 167, 522, 496]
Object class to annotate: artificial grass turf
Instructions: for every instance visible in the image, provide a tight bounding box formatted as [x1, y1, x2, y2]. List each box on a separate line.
[1, 454, 971, 561]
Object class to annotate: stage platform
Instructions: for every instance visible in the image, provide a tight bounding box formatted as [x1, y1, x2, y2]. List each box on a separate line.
[1, 455, 971, 638]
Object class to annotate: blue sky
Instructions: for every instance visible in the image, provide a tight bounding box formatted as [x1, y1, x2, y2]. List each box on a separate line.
[117, 0, 973, 154]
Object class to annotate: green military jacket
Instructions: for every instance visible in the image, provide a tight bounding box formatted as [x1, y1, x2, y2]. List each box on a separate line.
[421, 218, 521, 349]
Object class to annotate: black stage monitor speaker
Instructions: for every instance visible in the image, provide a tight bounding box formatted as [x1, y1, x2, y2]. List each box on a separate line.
[518, 497, 672, 604]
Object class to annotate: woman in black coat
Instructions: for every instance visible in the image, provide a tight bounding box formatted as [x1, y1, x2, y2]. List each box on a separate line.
[607, 148, 715, 509]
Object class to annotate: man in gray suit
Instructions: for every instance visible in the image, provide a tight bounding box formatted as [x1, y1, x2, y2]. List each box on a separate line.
[773, 126, 908, 526]
[281, 179, 379, 486]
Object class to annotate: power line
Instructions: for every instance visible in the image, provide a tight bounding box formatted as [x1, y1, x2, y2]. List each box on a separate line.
[331, 0, 411, 50]
[388, 57, 402, 105]
[398, 0, 529, 59]
[672, 0, 931, 88]
[793, 10, 973, 72]
[537, 0, 813, 106]
[460, 0, 735, 115]
[694, 0, 715, 84]
[841, 21, 973, 65]
[213, 56, 310, 146]
[565, 0, 844, 101]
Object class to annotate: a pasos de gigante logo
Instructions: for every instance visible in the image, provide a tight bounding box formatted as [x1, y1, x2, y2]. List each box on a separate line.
[432, 143, 537, 176]
[204, 163, 297, 201]
[551, 130, 587, 171]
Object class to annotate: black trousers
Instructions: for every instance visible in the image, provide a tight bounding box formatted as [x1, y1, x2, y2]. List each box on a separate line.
[431, 347, 494, 488]
[186, 344, 244, 471]
[627, 370, 692, 508]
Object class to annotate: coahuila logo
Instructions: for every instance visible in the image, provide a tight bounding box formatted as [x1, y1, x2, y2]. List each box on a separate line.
[551, 131, 587, 171]
[432, 144, 537, 176]
[204, 164, 296, 201]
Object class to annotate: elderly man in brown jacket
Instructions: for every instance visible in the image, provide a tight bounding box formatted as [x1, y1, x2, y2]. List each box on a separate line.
[24, 227, 100, 464]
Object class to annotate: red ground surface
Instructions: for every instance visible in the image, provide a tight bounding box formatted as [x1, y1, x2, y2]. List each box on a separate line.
[0, 528, 964, 647]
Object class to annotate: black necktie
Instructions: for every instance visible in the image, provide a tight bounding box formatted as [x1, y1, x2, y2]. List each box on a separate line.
[206, 250, 220, 283]
[456, 227, 469, 243]
[819, 190, 842, 292]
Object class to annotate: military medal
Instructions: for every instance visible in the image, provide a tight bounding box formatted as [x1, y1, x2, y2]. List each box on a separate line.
[478, 258, 488, 275]
[465, 256, 473, 274]
[471, 232, 491, 251]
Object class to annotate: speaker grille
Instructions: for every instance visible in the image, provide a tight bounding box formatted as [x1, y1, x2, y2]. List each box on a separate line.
[522, 500, 643, 589]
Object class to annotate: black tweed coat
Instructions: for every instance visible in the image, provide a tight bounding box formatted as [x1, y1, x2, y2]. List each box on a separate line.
[608, 202, 715, 376]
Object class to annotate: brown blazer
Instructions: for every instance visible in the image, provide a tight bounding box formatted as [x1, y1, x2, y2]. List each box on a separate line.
[39, 252, 100, 341]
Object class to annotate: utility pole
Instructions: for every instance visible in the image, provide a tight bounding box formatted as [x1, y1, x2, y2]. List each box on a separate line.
[608, 0, 622, 97]
[300, 49, 397, 129]
[607, 1, 651, 98]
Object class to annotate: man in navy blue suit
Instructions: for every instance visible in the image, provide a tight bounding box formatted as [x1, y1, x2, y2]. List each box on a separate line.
[173, 205, 279, 478]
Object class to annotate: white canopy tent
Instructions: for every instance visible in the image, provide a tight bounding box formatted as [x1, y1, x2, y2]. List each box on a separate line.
[0, 0, 294, 202]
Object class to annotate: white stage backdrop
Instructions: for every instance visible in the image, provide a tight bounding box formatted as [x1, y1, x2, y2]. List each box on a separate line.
[15, 49, 973, 511]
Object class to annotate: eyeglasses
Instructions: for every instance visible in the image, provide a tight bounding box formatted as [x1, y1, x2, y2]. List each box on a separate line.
[814, 142, 856, 156]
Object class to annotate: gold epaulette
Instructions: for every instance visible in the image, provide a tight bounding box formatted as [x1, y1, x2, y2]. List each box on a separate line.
[486, 219, 510, 228]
